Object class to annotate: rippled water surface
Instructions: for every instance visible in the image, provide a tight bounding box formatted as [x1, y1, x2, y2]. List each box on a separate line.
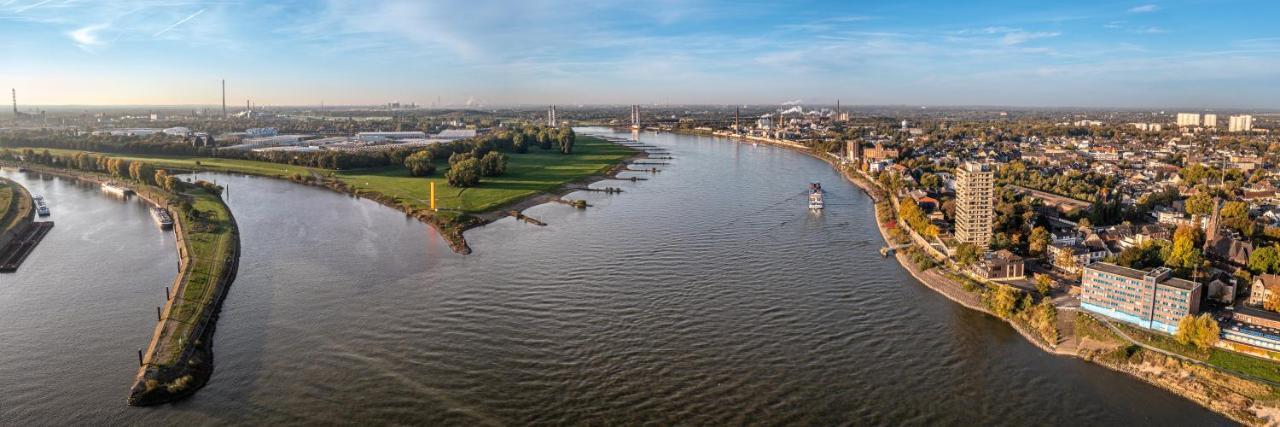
[0, 129, 1229, 425]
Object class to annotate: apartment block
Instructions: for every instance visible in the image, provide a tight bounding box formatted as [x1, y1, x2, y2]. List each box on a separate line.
[954, 161, 994, 248]
[1081, 263, 1202, 334]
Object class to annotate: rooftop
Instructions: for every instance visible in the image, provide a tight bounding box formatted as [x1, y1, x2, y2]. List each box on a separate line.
[1086, 262, 1200, 291]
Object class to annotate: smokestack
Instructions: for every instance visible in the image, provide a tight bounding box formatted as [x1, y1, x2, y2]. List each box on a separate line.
[11, 88, 16, 115]
[221, 80, 226, 118]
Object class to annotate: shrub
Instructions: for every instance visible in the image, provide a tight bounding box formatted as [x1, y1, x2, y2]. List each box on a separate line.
[446, 158, 480, 187]
[404, 151, 437, 176]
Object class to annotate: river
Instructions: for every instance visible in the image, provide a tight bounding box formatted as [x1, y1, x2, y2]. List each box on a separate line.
[0, 128, 1230, 425]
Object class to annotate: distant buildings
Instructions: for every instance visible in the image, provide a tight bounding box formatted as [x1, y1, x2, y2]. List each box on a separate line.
[1176, 113, 1201, 127]
[1229, 115, 1254, 133]
[1081, 263, 1202, 334]
[1203, 114, 1218, 128]
[245, 127, 278, 138]
[954, 161, 994, 248]
[355, 131, 427, 142]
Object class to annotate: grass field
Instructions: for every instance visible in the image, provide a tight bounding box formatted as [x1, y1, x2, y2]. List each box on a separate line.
[334, 136, 634, 213]
[0, 179, 32, 236]
[153, 184, 236, 367]
[17, 136, 634, 215]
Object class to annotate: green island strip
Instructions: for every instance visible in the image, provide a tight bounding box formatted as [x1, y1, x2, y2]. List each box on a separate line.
[13, 135, 636, 253]
[0, 176, 46, 271]
[128, 180, 238, 406]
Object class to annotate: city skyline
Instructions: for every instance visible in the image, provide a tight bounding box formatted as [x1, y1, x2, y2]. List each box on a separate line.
[3, 0, 1279, 108]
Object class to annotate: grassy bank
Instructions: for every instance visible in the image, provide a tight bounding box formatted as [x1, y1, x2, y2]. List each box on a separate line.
[0, 178, 27, 234]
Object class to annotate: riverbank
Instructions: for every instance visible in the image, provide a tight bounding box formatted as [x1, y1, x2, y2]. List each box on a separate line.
[0, 163, 241, 406]
[702, 132, 1280, 426]
[0, 176, 53, 272]
[4, 137, 636, 254]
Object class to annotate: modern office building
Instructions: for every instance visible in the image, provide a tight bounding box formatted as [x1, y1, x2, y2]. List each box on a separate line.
[1203, 114, 1218, 128]
[1230, 115, 1255, 133]
[1176, 113, 1201, 127]
[954, 161, 994, 248]
[1081, 263, 1203, 334]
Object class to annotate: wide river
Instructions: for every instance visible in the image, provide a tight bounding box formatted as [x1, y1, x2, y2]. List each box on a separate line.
[1, 128, 1229, 425]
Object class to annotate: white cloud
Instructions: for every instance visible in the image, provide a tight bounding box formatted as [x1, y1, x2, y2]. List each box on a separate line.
[1000, 31, 1061, 46]
[68, 23, 108, 49]
[1128, 4, 1159, 13]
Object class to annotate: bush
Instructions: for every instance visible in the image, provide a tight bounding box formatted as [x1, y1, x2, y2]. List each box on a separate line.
[446, 158, 480, 187]
[404, 151, 436, 176]
[479, 152, 507, 177]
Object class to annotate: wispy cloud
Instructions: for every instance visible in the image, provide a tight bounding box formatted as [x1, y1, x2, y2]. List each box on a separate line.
[1128, 4, 1159, 13]
[153, 8, 205, 37]
[14, 0, 56, 13]
[68, 23, 107, 50]
[1000, 30, 1061, 46]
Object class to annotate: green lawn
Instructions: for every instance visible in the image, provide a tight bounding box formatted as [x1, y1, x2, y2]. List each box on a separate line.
[335, 136, 634, 213]
[0, 179, 32, 236]
[15, 135, 634, 215]
[153, 184, 236, 367]
[1208, 349, 1280, 384]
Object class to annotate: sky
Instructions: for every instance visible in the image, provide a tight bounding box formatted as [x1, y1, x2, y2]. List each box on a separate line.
[1, 0, 1278, 108]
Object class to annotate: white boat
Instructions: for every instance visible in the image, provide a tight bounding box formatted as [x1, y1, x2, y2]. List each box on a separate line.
[33, 195, 50, 216]
[808, 182, 824, 210]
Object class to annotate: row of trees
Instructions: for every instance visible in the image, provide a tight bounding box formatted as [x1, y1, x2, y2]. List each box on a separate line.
[1, 148, 184, 193]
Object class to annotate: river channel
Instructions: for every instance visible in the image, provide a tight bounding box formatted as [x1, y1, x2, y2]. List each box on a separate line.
[0, 128, 1229, 425]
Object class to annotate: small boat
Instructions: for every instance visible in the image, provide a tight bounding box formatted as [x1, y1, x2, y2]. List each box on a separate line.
[33, 195, 50, 216]
[151, 207, 174, 229]
[808, 182, 824, 210]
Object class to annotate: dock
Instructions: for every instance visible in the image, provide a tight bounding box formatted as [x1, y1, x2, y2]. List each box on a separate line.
[0, 221, 54, 273]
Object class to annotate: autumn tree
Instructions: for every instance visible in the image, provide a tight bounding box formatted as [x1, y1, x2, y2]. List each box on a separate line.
[1028, 226, 1050, 256]
[1165, 225, 1204, 273]
[1175, 313, 1220, 351]
[404, 151, 436, 177]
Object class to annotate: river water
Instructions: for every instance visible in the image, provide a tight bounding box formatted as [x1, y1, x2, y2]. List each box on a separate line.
[0, 128, 1230, 425]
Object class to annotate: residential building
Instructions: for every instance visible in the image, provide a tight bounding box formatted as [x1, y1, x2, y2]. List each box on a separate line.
[1176, 113, 1201, 127]
[1229, 115, 1255, 133]
[1081, 263, 1203, 334]
[1203, 113, 1218, 128]
[1047, 242, 1108, 273]
[971, 249, 1025, 280]
[1249, 275, 1280, 307]
[954, 161, 994, 247]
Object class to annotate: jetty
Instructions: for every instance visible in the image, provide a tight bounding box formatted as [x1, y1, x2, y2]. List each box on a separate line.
[0, 178, 53, 273]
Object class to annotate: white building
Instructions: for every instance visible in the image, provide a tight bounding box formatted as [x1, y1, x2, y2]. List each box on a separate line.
[1203, 114, 1218, 128]
[1230, 115, 1255, 133]
[356, 131, 428, 142]
[162, 127, 191, 136]
[1176, 113, 1201, 127]
[432, 129, 477, 140]
[955, 161, 994, 248]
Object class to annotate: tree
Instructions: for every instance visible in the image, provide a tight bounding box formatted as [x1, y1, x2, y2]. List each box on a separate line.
[557, 128, 576, 154]
[1266, 292, 1280, 313]
[479, 152, 508, 177]
[128, 161, 154, 185]
[512, 133, 529, 154]
[154, 169, 170, 190]
[1175, 313, 1220, 351]
[919, 173, 941, 190]
[404, 151, 437, 177]
[1220, 201, 1254, 237]
[1077, 217, 1092, 229]
[1035, 273, 1053, 296]
[990, 285, 1020, 319]
[1184, 193, 1214, 217]
[955, 242, 979, 267]
[445, 158, 480, 187]
[1249, 245, 1280, 275]
[1028, 226, 1050, 256]
[1165, 225, 1204, 272]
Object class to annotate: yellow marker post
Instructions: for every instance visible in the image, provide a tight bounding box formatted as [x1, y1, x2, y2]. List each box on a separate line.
[430, 182, 436, 211]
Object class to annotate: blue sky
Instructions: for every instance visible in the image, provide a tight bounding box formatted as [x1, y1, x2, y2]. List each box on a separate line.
[2, 0, 1278, 108]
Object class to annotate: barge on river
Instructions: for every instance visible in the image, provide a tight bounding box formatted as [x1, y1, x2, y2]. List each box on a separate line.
[151, 207, 174, 229]
[33, 195, 49, 217]
[808, 182, 825, 210]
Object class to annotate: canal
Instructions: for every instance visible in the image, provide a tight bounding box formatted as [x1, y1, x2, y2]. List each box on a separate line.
[0, 128, 1229, 425]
